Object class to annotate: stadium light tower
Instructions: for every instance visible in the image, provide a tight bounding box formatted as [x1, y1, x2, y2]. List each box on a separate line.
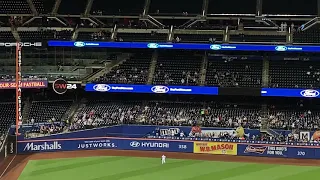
[15, 42, 22, 136]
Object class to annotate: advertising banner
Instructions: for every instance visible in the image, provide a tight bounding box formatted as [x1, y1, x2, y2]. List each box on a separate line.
[121, 139, 193, 153]
[85, 83, 218, 95]
[0, 42, 42, 47]
[17, 137, 194, 154]
[0, 80, 48, 89]
[237, 144, 320, 159]
[261, 88, 320, 98]
[48, 41, 320, 53]
[238, 144, 289, 157]
[52, 78, 78, 95]
[193, 142, 237, 155]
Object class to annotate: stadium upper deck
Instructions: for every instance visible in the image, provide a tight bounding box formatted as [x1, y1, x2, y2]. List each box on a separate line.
[0, 0, 320, 87]
[0, 0, 318, 44]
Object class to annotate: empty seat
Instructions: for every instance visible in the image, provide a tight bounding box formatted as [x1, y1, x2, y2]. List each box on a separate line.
[206, 57, 262, 87]
[269, 60, 320, 88]
[153, 50, 202, 86]
[28, 100, 73, 123]
[94, 51, 152, 84]
[0, 0, 32, 14]
[117, 32, 167, 42]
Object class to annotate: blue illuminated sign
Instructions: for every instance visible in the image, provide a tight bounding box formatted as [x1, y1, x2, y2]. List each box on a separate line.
[85, 83, 218, 95]
[261, 88, 320, 98]
[48, 41, 320, 52]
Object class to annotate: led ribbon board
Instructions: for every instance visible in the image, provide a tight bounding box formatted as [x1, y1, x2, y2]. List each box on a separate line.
[49, 41, 320, 52]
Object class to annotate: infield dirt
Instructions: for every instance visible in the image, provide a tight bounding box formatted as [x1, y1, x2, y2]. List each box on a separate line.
[1, 149, 320, 180]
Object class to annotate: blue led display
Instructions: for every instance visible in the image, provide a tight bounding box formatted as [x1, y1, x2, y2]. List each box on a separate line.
[47, 41, 320, 52]
[261, 88, 320, 98]
[85, 83, 218, 95]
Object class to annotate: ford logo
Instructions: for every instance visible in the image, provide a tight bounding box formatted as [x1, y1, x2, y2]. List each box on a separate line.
[93, 84, 111, 92]
[147, 43, 159, 49]
[151, 86, 169, 93]
[130, 141, 140, 147]
[210, 44, 222, 50]
[300, 89, 320, 97]
[74, 41, 85, 47]
[275, 46, 287, 51]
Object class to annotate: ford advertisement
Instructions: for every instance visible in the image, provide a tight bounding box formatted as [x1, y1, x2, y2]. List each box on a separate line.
[47, 41, 320, 53]
[261, 88, 320, 98]
[86, 84, 320, 98]
[85, 83, 219, 95]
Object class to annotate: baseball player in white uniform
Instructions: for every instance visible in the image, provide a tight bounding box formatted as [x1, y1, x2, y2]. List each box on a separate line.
[161, 155, 166, 164]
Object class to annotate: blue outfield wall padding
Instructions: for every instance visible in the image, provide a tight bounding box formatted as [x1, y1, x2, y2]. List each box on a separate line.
[237, 144, 320, 159]
[17, 137, 320, 159]
[17, 137, 194, 153]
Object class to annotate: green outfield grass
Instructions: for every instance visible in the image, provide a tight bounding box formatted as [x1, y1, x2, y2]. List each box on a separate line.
[18, 156, 320, 180]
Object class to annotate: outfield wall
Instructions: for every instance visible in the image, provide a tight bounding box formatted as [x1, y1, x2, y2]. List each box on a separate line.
[17, 137, 193, 153]
[16, 137, 320, 159]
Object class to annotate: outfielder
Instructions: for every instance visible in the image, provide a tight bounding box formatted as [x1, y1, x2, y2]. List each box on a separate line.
[161, 155, 166, 164]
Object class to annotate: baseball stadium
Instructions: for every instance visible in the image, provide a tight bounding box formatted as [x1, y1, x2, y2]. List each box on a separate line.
[1, 0, 320, 179]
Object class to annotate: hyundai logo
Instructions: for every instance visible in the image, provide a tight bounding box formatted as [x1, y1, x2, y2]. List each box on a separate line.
[130, 141, 140, 147]
[74, 41, 85, 47]
[147, 43, 159, 49]
[275, 46, 287, 51]
[300, 89, 320, 97]
[210, 44, 222, 50]
[151, 86, 169, 93]
[93, 84, 111, 92]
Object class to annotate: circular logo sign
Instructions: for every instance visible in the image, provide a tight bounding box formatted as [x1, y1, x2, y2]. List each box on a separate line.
[130, 141, 140, 147]
[53, 78, 68, 95]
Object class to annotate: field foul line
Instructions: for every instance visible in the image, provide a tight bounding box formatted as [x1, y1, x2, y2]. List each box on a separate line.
[0, 155, 16, 179]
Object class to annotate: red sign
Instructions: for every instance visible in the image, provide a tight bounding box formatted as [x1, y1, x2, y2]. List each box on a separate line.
[0, 80, 48, 89]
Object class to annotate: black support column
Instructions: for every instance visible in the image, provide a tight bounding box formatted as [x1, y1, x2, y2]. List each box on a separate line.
[202, 0, 209, 16]
[142, 0, 151, 16]
[318, 0, 320, 16]
[256, 0, 263, 16]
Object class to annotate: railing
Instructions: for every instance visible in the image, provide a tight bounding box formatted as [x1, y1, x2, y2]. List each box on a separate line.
[0, 128, 10, 152]
[147, 136, 320, 146]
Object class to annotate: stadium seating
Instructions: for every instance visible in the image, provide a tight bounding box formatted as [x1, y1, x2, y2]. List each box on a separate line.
[72, 100, 142, 128]
[57, 0, 87, 14]
[0, 103, 15, 136]
[230, 34, 286, 43]
[94, 51, 152, 84]
[19, 30, 73, 41]
[174, 34, 223, 43]
[269, 60, 320, 88]
[205, 58, 262, 87]
[72, 100, 262, 129]
[0, 31, 15, 41]
[32, 0, 55, 14]
[293, 29, 320, 44]
[28, 100, 73, 123]
[116, 32, 167, 42]
[0, 0, 31, 14]
[91, 0, 145, 15]
[149, 0, 202, 15]
[268, 109, 320, 130]
[77, 31, 111, 41]
[153, 50, 202, 85]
